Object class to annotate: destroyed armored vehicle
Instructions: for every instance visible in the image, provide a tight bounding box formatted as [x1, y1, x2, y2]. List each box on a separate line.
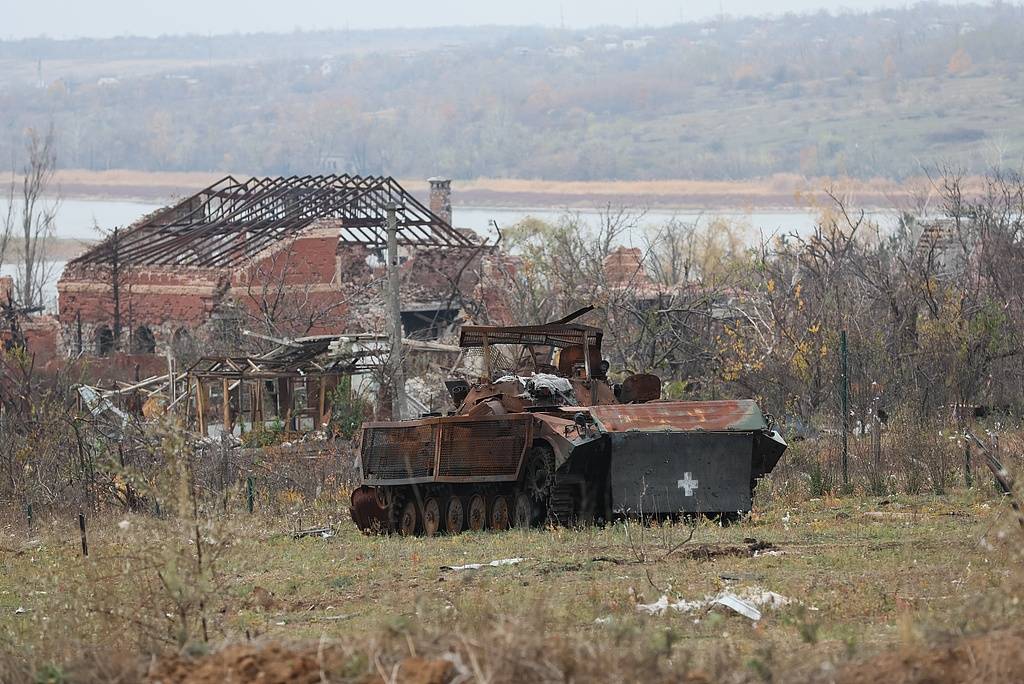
[350, 311, 786, 535]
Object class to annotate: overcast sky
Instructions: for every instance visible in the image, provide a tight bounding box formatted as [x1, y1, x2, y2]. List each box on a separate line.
[3, 1, 985, 40]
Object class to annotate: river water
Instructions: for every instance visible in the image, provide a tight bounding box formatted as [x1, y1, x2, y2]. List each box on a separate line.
[50, 199, 855, 241]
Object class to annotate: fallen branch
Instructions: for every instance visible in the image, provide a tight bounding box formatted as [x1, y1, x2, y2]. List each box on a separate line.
[965, 430, 1024, 530]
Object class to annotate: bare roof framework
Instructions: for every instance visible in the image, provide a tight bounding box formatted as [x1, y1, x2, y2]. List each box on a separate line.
[73, 175, 476, 269]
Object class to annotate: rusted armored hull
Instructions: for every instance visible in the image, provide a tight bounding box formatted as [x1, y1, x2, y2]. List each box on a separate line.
[350, 399, 786, 533]
[592, 401, 786, 514]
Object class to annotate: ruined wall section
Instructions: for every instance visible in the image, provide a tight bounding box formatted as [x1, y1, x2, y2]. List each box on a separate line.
[57, 262, 230, 356]
[225, 221, 350, 338]
[333, 241, 488, 334]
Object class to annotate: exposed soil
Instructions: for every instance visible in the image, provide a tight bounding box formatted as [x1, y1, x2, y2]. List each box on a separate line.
[835, 628, 1024, 684]
[677, 538, 779, 561]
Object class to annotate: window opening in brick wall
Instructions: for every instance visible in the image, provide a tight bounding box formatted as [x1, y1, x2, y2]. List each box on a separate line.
[95, 325, 114, 356]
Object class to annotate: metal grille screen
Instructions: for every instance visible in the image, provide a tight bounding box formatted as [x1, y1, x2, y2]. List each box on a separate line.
[361, 424, 436, 479]
[437, 419, 528, 478]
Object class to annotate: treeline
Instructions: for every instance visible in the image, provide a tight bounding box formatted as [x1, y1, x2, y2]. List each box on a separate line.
[476, 168, 1023, 425]
[1, 3, 1023, 181]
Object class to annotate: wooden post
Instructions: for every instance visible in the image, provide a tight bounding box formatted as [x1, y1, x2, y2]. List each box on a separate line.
[318, 377, 327, 426]
[78, 512, 89, 557]
[872, 413, 882, 479]
[278, 378, 291, 429]
[255, 380, 263, 427]
[182, 379, 193, 427]
[195, 379, 207, 437]
[247, 476, 255, 513]
[222, 378, 231, 434]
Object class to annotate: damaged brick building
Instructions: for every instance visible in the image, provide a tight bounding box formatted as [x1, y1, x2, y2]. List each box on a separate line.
[57, 175, 483, 360]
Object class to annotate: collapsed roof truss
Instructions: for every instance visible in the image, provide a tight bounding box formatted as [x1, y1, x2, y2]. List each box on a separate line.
[74, 174, 475, 269]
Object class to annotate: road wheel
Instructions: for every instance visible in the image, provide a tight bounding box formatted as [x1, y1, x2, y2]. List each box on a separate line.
[397, 500, 419, 536]
[490, 495, 510, 530]
[445, 496, 465, 535]
[467, 494, 487, 531]
[523, 446, 555, 503]
[513, 492, 533, 528]
[422, 497, 441, 537]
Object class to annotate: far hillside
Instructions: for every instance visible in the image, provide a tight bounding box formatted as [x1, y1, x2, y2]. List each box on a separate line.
[1, 2, 1022, 181]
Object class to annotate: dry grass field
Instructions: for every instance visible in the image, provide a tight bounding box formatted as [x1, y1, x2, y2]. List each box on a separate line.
[2, 487, 1022, 683]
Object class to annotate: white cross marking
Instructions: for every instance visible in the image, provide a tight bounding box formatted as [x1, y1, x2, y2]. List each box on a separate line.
[677, 472, 699, 496]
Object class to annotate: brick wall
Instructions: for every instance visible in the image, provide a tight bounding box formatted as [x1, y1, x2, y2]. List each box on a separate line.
[58, 262, 229, 355]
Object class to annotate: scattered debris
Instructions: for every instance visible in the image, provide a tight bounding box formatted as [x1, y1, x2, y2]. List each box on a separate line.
[441, 557, 524, 571]
[635, 585, 796, 620]
[77, 385, 130, 430]
[292, 526, 334, 539]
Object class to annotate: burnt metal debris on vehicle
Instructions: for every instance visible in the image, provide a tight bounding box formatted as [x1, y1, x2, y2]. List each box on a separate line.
[350, 313, 787, 535]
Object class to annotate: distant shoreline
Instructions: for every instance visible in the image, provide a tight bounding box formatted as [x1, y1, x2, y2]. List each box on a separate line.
[0, 237, 95, 264]
[41, 169, 926, 212]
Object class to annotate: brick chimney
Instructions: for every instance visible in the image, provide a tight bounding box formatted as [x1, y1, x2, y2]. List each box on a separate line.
[603, 246, 649, 286]
[428, 177, 452, 225]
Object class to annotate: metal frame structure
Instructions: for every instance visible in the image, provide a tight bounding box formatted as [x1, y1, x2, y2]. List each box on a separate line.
[459, 322, 604, 381]
[73, 175, 475, 269]
[459, 323, 603, 350]
[187, 338, 359, 436]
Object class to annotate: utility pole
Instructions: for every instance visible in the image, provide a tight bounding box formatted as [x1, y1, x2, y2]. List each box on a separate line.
[385, 202, 408, 420]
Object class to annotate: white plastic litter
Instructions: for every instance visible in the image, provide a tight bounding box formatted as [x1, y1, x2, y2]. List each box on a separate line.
[635, 586, 794, 621]
[713, 594, 761, 621]
[635, 595, 669, 615]
[441, 557, 524, 571]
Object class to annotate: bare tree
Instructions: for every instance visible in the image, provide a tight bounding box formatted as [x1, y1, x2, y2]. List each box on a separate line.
[91, 222, 132, 352]
[3, 127, 60, 310]
[241, 244, 352, 350]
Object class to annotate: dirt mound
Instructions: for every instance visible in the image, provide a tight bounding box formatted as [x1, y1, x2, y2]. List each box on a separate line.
[147, 643, 454, 684]
[836, 628, 1024, 684]
[678, 538, 779, 561]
